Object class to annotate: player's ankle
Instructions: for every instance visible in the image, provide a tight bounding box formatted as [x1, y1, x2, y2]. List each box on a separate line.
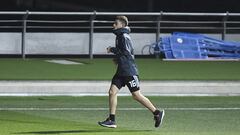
[153, 109, 160, 115]
[109, 114, 115, 122]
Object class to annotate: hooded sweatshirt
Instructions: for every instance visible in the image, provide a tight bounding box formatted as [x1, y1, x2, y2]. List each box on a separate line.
[110, 27, 139, 76]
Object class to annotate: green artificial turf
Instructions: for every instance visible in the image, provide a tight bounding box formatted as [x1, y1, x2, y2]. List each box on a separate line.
[0, 96, 240, 135]
[0, 58, 239, 80]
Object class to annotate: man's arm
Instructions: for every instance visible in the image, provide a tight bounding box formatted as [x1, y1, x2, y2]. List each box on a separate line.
[107, 47, 121, 55]
[107, 36, 126, 56]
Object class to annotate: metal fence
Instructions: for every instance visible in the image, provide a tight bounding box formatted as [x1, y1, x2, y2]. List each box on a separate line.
[1, 11, 240, 59]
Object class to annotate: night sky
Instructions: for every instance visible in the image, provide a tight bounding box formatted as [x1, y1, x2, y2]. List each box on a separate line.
[0, 0, 239, 12]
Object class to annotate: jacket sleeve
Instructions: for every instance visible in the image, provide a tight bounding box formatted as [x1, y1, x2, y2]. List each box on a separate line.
[110, 47, 122, 56]
[110, 36, 126, 57]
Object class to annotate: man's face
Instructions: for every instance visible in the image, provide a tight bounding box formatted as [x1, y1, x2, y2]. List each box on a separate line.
[113, 20, 124, 29]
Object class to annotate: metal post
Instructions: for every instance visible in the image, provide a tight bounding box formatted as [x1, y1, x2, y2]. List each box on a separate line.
[89, 11, 96, 59]
[222, 12, 229, 40]
[156, 11, 162, 42]
[22, 10, 29, 59]
[155, 11, 163, 59]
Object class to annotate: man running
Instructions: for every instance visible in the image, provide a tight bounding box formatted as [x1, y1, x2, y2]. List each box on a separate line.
[98, 16, 164, 128]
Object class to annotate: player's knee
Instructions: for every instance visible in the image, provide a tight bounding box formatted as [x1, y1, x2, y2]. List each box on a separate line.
[132, 92, 141, 101]
[132, 95, 139, 101]
[108, 89, 117, 96]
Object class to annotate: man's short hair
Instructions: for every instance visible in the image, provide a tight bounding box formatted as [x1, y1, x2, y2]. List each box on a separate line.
[116, 16, 128, 26]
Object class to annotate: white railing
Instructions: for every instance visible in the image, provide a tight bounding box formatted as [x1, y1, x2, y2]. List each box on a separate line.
[0, 11, 240, 59]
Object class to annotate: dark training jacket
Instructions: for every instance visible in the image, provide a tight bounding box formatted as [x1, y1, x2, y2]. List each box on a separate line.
[110, 27, 139, 76]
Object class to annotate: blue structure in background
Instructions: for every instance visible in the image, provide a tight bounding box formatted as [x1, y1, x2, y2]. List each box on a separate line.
[158, 32, 240, 59]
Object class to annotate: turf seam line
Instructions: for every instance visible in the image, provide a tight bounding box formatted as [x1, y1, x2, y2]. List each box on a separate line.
[0, 107, 240, 111]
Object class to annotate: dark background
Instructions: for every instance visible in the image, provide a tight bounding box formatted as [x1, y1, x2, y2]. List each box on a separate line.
[0, 0, 239, 12]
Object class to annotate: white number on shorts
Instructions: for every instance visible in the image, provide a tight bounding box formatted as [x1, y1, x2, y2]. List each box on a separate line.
[129, 80, 137, 87]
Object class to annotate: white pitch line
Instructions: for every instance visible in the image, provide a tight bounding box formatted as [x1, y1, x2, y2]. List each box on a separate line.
[0, 107, 240, 111]
[165, 108, 240, 111]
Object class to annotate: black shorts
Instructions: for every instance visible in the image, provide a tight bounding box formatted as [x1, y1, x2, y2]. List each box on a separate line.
[111, 75, 140, 93]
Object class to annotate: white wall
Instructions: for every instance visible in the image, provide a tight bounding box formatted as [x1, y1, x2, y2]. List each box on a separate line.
[0, 33, 22, 54]
[226, 34, 240, 41]
[0, 32, 239, 55]
[26, 33, 89, 54]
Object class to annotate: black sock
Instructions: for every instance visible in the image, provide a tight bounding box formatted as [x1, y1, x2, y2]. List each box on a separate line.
[153, 109, 160, 115]
[109, 114, 115, 122]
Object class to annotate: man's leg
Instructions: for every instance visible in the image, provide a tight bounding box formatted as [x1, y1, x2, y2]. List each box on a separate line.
[108, 84, 119, 119]
[98, 84, 119, 128]
[131, 90, 165, 128]
[131, 90, 156, 112]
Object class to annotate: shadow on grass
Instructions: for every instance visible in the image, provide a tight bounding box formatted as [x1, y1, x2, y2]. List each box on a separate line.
[0, 118, 45, 125]
[14, 129, 152, 134]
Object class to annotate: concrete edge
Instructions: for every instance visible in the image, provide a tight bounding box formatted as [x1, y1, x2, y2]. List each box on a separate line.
[0, 80, 239, 96]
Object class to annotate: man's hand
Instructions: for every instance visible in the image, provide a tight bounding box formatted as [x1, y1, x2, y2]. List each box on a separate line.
[107, 46, 112, 53]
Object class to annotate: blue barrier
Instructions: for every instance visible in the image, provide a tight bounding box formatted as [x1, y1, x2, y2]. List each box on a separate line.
[158, 32, 240, 59]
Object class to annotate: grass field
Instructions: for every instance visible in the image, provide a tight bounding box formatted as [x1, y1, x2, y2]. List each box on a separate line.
[0, 58, 239, 135]
[0, 58, 240, 80]
[0, 96, 240, 135]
